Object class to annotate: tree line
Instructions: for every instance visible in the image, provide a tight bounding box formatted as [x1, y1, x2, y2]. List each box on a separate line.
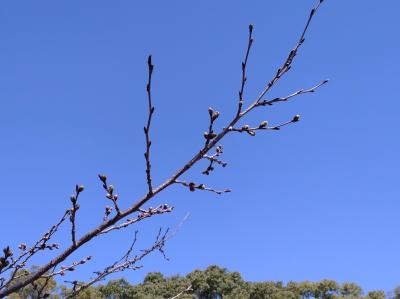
[8, 265, 399, 299]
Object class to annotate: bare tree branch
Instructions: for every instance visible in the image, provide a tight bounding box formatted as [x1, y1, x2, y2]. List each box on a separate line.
[257, 80, 328, 107]
[64, 229, 169, 298]
[174, 180, 231, 195]
[0, 1, 327, 297]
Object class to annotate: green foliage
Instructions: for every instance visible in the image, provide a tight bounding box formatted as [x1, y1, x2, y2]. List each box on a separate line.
[7, 265, 394, 299]
[8, 266, 58, 299]
[365, 290, 386, 299]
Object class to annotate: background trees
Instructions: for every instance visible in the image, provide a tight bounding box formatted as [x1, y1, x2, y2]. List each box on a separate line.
[7, 265, 393, 299]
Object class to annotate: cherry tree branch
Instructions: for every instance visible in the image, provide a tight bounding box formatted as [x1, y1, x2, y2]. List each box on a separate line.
[0, 1, 326, 297]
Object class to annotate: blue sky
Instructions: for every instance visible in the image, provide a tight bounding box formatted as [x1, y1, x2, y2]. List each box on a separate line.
[1, 0, 399, 294]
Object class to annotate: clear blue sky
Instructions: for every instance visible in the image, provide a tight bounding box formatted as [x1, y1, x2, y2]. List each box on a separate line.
[1, 0, 399, 294]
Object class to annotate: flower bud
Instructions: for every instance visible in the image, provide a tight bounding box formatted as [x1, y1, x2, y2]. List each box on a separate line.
[259, 121, 268, 128]
[105, 206, 113, 215]
[76, 185, 84, 193]
[204, 132, 217, 140]
[70, 195, 77, 204]
[292, 115, 300, 122]
[189, 182, 196, 192]
[212, 111, 220, 121]
[108, 185, 114, 194]
[98, 174, 107, 183]
[249, 24, 254, 33]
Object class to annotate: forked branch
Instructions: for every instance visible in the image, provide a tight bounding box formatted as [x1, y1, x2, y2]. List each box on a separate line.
[0, 1, 327, 297]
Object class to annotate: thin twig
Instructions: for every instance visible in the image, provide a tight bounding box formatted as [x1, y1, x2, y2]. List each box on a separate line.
[70, 185, 84, 247]
[174, 180, 231, 195]
[42, 256, 92, 279]
[170, 285, 193, 299]
[202, 145, 226, 175]
[237, 24, 254, 115]
[64, 229, 169, 298]
[257, 80, 328, 107]
[100, 204, 173, 235]
[144, 55, 155, 195]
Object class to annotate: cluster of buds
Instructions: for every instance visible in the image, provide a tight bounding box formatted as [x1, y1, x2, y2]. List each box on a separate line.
[175, 180, 231, 195]
[189, 182, 202, 192]
[208, 107, 220, 122]
[99, 174, 120, 215]
[59, 256, 91, 277]
[202, 145, 227, 175]
[70, 185, 84, 208]
[203, 107, 220, 141]
[99, 175, 118, 202]
[0, 246, 13, 271]
[105, 185, 118, 202]
[39, 243, 59, 251]
[228, 116, 299, 136]
[138, 204, 172, 219]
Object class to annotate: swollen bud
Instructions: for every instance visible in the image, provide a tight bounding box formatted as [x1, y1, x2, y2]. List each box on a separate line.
[259, 121, 268, 128]
[249, 24, 254, 33]
[98, 174, 107, 183]
[212, 111, 220, 121]
[76, 185, 84, 193]
[189, 182, 196, 192]
[70, 195, 77, 204]
[3, 246, 12, 258]
[105, 206, 113, 215]
[292, 115, 301, 122]
[108, 185, 114, 194]
[204, 132, 217, 140]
